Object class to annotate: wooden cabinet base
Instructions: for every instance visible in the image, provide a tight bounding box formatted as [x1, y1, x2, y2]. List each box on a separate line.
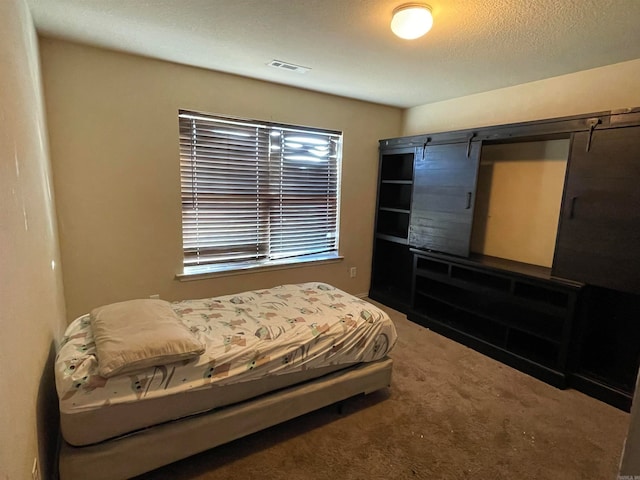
[568, 373, 632, 412]
[408, 310, 568, 389]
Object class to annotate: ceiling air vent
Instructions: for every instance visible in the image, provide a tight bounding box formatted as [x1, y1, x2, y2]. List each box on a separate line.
[268, 60, 311, 74]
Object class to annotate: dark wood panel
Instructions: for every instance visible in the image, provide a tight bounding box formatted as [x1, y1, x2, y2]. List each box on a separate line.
[569, 127, 640, 178]
[554, 222, 640, 254]
[563, 179, 640, 224]
[554, 244, 640, 294]
[412, 186, 475, 212]
[553, 125, 640, 293]
[415, 168, 477, 186]
[409, 212, 474, 256]
[567, 285, 640, 411]
[409, 142, 481, 257]
[380, 110, 612, 149]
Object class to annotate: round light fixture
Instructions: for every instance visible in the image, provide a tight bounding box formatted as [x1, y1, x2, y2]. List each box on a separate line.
[391, 3, 433, 40]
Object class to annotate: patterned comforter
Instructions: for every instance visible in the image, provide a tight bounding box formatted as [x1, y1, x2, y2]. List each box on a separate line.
[56, 283, 397, 414]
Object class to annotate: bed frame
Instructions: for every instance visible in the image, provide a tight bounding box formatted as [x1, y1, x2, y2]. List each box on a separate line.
[58, 356, 393, 480]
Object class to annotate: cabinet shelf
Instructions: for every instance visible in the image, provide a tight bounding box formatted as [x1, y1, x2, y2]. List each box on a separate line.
[410, 300, 566, 386]
[410, 250, 581, 385]
[376, 210, 409, 239]
[370, 146, 417, 313]
[379, 206, 411, 214]
[381, 179, 413, 185]
[375, 233, 408, 244]
[507, 330, 560, 369]
[380, 151, 414, 182]
[413, 297, 507, 345]
[370, 237, 414, 312]
[415, 267, 569, 318]
[379, 182, 412, 211]
[414, 282, 563, 344]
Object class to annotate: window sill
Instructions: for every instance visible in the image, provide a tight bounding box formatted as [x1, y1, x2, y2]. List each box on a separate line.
[176, 252, 344, 282]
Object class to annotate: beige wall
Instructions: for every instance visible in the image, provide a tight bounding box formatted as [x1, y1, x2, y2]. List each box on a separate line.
[403, 58, 640, 135]
[0, 1, 67, 479]
[471, 140, 569, 267]
[40, 38, 403, 320]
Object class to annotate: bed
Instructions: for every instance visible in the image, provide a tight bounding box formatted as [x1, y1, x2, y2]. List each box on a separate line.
[55, 282, 397, 480]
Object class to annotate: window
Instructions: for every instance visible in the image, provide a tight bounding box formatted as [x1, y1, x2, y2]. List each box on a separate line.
[178, 109, 342, 275]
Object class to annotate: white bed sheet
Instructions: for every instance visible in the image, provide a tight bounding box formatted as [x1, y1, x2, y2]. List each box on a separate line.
[55, 283, 397, 444]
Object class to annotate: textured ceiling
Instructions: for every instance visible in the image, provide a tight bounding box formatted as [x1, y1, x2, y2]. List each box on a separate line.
[27, 0, 640, 108]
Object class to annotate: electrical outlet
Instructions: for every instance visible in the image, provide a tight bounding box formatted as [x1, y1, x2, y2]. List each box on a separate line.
[349, 267, 357, 278]
[149, 294, 160, 299]
[31, 458, 40, 480]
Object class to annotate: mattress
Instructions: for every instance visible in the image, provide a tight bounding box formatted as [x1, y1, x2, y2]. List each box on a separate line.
[56, 283, 397, 446]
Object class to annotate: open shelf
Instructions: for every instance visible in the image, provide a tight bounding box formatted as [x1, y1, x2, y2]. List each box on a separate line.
[370, 146, 417, 313]
[379, 182, 412, 211]
[380, 152, 414, 181]
[370, 238, 414, 311]
[410, 250, 582, 385]
[414, 279, 563, 344]
[513, 281, 570, 308]
[376, 209, 410, 239]
[507, 330, 559, 368]
[450, 265, 511, 293]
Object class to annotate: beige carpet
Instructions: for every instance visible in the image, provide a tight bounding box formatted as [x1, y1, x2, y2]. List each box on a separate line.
[136, 301, 630, 480]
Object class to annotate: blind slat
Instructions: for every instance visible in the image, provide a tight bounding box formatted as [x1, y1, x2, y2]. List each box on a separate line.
[179, 109, 341, 268]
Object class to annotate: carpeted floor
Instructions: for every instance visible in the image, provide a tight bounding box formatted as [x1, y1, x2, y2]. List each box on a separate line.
[136, 300, 630, 480]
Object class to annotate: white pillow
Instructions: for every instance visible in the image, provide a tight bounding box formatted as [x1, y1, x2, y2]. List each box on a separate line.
[91, 299, 205, 378]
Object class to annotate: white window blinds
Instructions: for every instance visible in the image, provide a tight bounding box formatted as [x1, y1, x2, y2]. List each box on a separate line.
[179, 109, 342, 272]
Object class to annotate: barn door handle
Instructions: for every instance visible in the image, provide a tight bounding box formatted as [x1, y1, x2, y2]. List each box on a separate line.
[466, 192, 472, 209]
[569, 196, 578, 219]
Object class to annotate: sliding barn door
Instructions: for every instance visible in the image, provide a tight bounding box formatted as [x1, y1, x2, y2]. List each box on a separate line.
[409, 141, 482, 257]
[553, 125, 640, 294]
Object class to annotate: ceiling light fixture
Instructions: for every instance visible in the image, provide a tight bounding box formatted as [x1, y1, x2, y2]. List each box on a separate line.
[391, 3, 433, 40]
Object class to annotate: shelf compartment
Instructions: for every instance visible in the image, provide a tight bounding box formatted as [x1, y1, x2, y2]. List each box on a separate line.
[414, 277, 563, 343]
[376, 209, 409, 239]
[415, 256, 450, 275]
[450, 265, 511, 293]
[375, 233, 408, 244]
[413, 294, 507, 345]
[408, 307, 568, 388]
[487, 301, 564, 342]
[507, 330, 560, 368]
[513, 281, 570, 308]
[415, 262, 569, 318]
[414, 280, 561, 368]
[371, 238, 413, 308]
[381, 152, 414, 181]
[415, 277, 491, 312]
[379, 182, 412, 211]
